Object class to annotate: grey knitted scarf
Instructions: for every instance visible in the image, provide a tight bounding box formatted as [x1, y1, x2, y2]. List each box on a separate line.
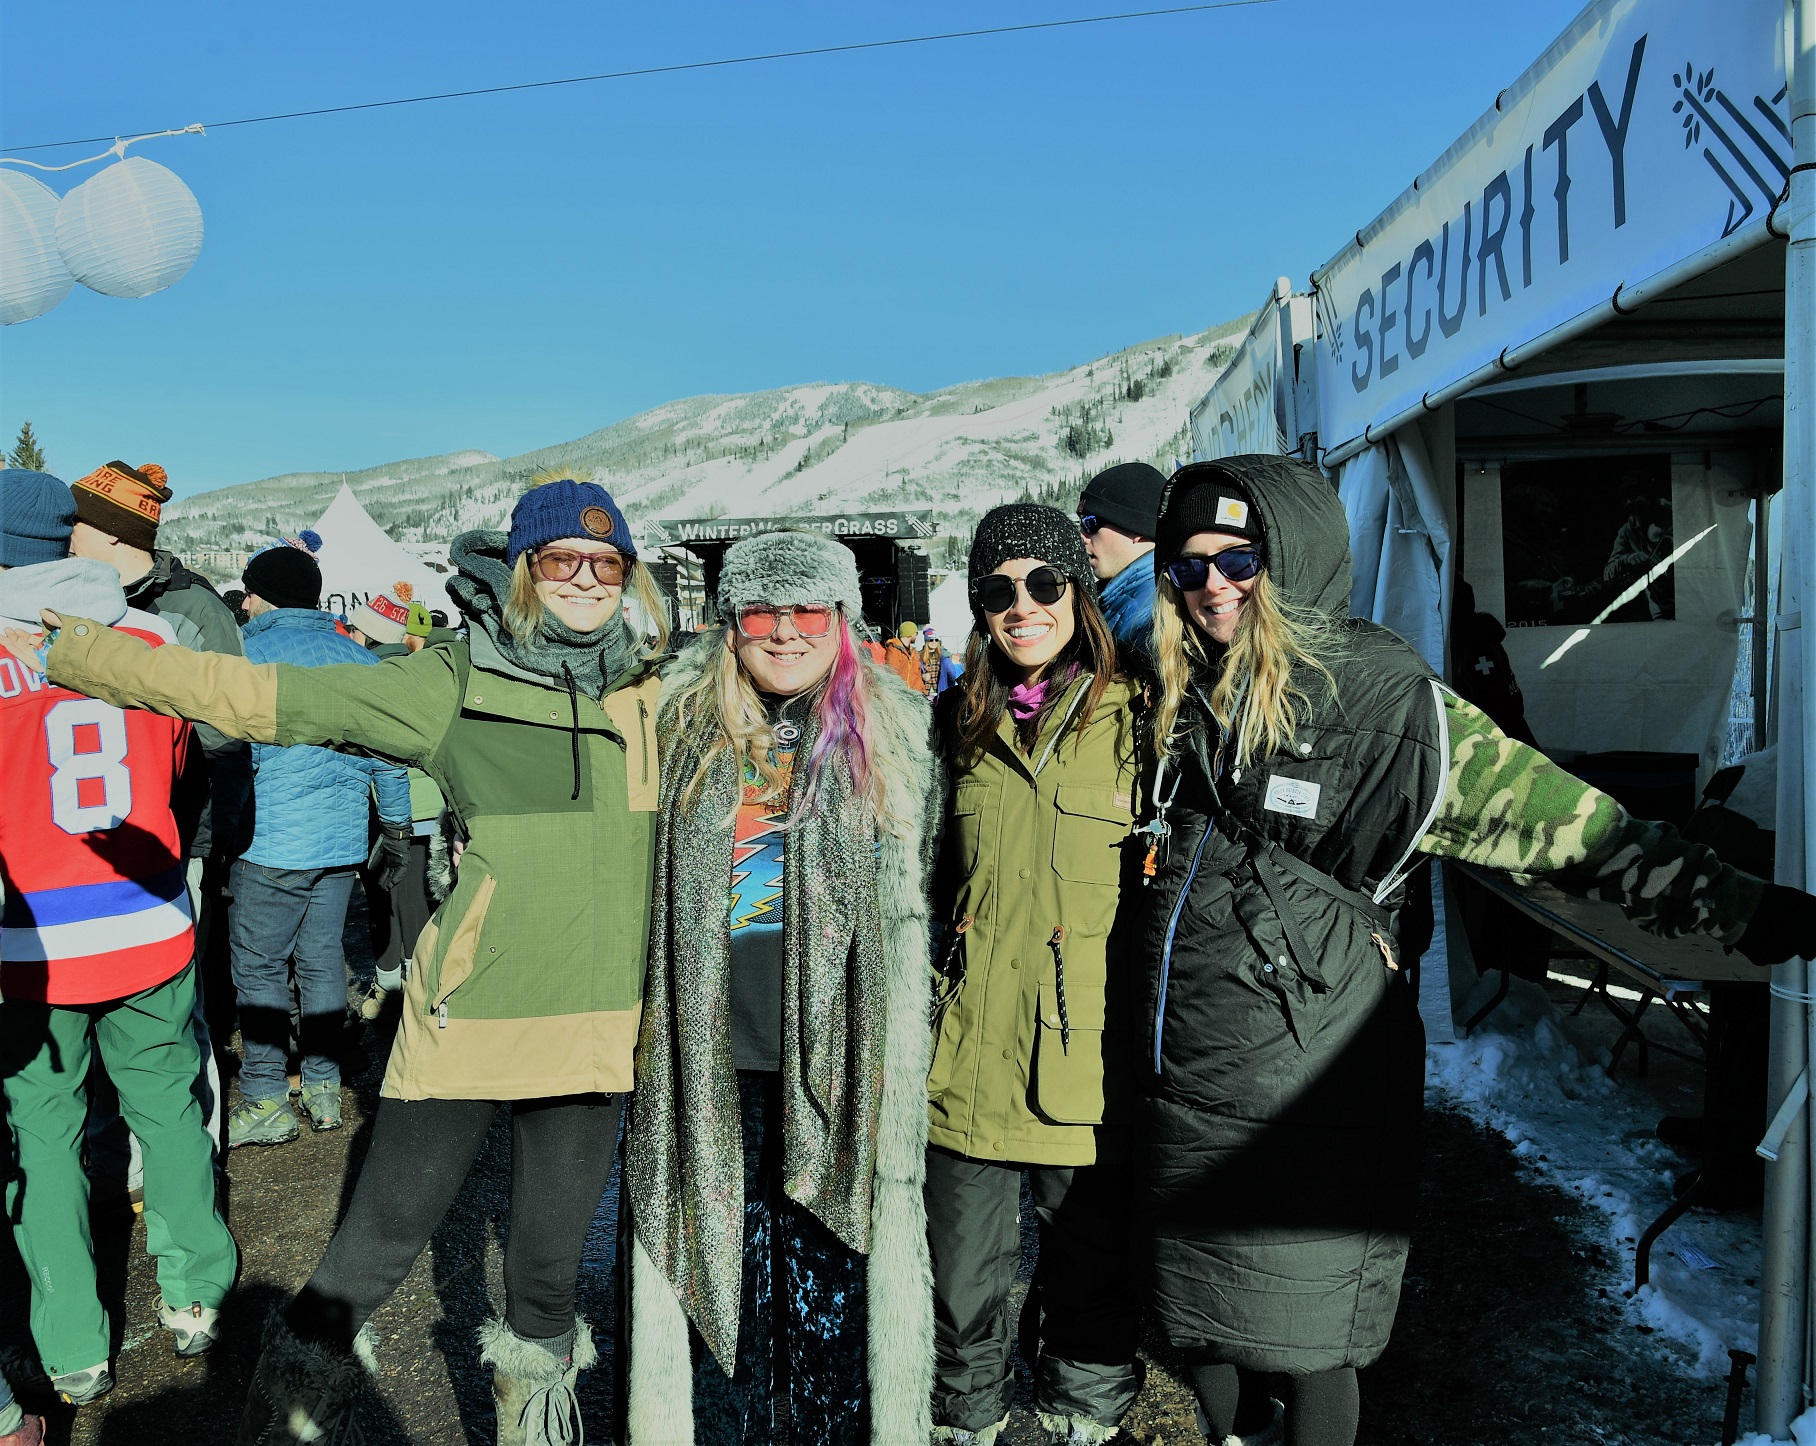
[447, 530, 637, 699]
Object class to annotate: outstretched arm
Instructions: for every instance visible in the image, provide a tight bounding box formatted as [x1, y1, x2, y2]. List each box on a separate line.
[17, 614, 459, 770]
[1417, 692, 1763, 945]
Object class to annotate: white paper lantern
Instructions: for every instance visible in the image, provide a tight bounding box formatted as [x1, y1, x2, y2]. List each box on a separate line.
[56, 157, 203, 300]
[0, 169, 75, 325]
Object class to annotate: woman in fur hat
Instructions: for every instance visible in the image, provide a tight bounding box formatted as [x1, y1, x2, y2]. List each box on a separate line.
[622, 530, 940, 1445]
[925, 503, 1145, 1446]
[7, 476, 671, 1446]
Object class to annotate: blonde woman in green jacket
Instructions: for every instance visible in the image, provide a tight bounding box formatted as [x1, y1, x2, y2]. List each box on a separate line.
[6, 479, 668, 1446]
[927, 504, 1143, 1446]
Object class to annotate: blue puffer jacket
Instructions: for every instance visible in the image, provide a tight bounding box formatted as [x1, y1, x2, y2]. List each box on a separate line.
[240, 609, 411, 868]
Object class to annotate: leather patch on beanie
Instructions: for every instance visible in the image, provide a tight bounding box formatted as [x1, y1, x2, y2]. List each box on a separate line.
[580, 506, 615, 539]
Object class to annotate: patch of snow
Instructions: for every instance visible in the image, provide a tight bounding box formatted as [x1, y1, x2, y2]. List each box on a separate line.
[1427, 976, 1761, 1379]
[1731, 1404, 1816, 1445]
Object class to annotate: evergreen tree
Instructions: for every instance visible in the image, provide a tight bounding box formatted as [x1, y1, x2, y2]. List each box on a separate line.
[8, 420, 46, 472]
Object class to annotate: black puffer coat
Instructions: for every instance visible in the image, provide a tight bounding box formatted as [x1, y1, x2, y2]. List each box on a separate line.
[1138, 455, 1448, 1373]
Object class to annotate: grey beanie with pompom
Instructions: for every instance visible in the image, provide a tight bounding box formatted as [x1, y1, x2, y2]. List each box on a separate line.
[716, 530, 864, 619]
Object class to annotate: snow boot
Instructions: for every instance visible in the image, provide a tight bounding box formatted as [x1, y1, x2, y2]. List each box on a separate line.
[932, 1417, 1010, 1445]
[236, 1314, 373, 1444]
[478, 1316, 594, 1446]
[1199, 1397, 1284, 1446]
[1035, 1410, 1121, 1444]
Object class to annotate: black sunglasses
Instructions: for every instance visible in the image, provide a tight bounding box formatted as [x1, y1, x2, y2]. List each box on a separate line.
[1165, 547, 1263, 591]
[1078, 513, 1105, 537]
[971, 566, 1070, 614]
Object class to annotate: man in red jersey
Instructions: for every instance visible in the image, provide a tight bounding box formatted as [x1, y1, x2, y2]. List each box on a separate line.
[0, 470, 237, 1411]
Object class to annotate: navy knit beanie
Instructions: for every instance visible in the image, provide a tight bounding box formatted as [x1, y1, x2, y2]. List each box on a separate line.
[0, 469, 77, 567]
[243, 545, 322, 611]
[506, 479, 635, 567]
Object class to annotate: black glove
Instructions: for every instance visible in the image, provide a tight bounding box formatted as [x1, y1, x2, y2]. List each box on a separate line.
[368, 823, 413, 894]
[1735, 882, 1816, 967]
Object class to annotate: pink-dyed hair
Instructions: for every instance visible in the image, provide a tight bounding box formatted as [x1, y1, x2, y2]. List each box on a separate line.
[791, 620, 877, 822]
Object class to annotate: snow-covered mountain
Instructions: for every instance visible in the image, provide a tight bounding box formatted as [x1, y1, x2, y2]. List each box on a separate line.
[160, 320, 1246, 579]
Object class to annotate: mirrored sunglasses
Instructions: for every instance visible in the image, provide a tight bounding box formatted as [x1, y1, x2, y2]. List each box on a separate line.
[533, 549, 628, 587]
[1078, 513, 1105, 537]
[735, 603, 836, 639]
[1165, 547, 1262, 592]
[972, 566, 1070, 615]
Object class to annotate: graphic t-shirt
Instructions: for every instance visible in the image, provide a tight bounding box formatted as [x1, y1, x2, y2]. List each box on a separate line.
[727, 719, 799, 1072]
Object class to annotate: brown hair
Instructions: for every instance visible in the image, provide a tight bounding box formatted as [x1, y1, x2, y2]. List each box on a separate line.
[953, 578, 1118, 763]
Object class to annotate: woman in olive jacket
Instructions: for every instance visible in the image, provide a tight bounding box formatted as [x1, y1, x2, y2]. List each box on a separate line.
[11, 478, 669, 1446]
[926, 504, 1143, 1446]
[1138, 455, 1816, 1446]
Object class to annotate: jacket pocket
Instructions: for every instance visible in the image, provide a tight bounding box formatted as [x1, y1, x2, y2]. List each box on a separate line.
[1051, 783, 1130, 886]
[1029, 981, 1106, 1125]
[425, 871, 497, 1019]
[950, 781, 990, 876]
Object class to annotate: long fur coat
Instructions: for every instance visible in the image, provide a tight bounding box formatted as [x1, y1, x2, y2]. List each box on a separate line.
[624, 633, 940, 1444]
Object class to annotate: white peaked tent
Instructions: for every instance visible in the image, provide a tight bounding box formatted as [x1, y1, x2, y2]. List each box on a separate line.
[309, 484, 453, 619]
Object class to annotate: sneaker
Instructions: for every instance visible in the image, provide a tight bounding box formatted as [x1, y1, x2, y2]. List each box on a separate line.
[158, 1299, 220, 1357]
[301, 1081, 344, 1131]
[357, 982, 390, 1021]
[227, 1096, 301, 1149]
[52, 1363, 112, 1406]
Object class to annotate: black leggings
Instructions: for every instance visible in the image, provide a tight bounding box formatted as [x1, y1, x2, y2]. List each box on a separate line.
[1188, 1357, 1359, 1446]
[287, 1093, 621, 1349]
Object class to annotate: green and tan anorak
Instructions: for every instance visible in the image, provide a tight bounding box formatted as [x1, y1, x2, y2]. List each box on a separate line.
[46, 616, 660, 1102]
[928, 674, 1140, 1168]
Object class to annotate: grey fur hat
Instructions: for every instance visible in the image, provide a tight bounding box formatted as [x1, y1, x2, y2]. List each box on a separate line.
[717, 530, 864, 618]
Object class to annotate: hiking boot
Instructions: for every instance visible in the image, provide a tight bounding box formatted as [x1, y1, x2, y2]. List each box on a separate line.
[237, 1315, 373, 1445]
[52, 1363, 113, 1407]
[228, 1096, 300, 1149]
[300, 1082, 344, 1131]
[158, 1299, 221, 1357]
[479, 1317, 594, 1446]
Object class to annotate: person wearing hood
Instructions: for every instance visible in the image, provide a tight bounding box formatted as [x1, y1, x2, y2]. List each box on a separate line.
[1077, 462, 1164, 664]
[1137, 457, 1816, 1446]
[623, 530, 939, 1445]
[0, 469, 238, 1409]
[3, 476, 670, 1446]
[925, 504, 1144, 1446]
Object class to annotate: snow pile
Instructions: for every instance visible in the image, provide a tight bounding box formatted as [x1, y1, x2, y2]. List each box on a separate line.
[1732, 1405, 1816, 1446]
[1427, 976, 1762, 1378]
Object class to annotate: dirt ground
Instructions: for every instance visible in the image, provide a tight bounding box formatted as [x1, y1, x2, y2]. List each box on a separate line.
[0, 933, 1746, 1445]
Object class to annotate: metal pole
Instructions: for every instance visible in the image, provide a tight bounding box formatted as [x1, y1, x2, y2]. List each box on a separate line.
[1758, 491, 1773, 752]
[1760, 0, 1816, 1432]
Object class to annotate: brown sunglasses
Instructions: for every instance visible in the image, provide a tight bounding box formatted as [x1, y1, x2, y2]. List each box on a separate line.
[533, 549, 629, 587]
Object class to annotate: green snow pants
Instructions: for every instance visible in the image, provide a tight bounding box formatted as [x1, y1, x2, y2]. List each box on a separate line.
[1, 964, 238, 1376]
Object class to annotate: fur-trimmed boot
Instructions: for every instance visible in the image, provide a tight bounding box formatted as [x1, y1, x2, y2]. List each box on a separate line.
[478, 1317, 594, 1446]
[932, 1417, 1010, 1445]
[236, 1315, 374, 1444]
[1035, 1410, 1121, 1444]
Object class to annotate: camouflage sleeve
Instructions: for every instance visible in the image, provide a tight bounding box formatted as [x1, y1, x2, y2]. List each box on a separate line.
[1416, 693, 1763, 945]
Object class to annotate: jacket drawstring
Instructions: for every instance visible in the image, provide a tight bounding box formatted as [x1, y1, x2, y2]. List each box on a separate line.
[561, 663, 581, 801]
[1048, 926, 1071, 1053]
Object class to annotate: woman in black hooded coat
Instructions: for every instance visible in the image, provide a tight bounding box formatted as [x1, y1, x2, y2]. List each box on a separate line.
[1133, 456, 1816, 1446]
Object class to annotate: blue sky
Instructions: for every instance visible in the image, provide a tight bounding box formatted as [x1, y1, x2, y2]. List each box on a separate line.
[2, 0, 1587, 497]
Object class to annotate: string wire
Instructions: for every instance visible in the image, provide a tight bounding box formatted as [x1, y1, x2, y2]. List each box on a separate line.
[2, 1, 1278, 155]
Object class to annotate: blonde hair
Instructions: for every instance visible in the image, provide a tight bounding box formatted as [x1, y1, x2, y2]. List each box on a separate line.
[1151, 569, 1341, 766]
[668, 619, 897, 830]
[502, 550, 671, 657]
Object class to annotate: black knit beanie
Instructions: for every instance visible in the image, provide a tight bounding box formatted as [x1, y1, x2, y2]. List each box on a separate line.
[1080, 461, 1167, 537]
[1154, 461, 1263, 575]
[968, 503, 1094, 599]
[243, 546, 322, 611]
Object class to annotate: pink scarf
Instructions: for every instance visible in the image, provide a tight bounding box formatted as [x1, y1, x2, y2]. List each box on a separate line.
[1007, 678, 1051, 722]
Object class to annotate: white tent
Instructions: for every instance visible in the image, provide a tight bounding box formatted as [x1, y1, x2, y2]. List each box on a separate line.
[309, 483, 453, 620]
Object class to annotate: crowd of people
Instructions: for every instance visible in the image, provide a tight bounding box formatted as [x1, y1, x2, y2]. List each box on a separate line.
[1, 454, 1814, 1446]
